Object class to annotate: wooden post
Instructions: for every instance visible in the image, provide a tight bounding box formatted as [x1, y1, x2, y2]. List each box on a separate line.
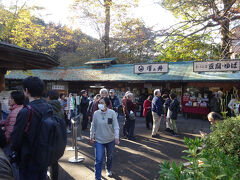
[0, 68, 7, 91]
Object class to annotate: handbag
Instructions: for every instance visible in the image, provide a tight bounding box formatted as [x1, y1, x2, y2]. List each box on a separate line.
[129, 111, 136, 121]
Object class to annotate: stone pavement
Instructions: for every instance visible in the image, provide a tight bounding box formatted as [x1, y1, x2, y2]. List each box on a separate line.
[56, 115, 210, 180]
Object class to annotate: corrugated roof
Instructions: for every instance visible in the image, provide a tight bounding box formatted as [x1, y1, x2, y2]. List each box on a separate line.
[0, 41, 59, 70]
[84, 57, 116, 65]
[5, 61, 240, 82]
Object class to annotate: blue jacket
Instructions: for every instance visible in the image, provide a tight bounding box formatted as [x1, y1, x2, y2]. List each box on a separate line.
[109, 95, 120, 109]
[152, 96, 163, 116]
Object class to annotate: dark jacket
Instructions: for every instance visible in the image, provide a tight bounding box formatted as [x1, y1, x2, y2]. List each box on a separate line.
[163, 98, 171, 115]
[80, 96, 89, 114]
[123, 99, 137, 119]
[0, 148, 14, 180]
[11, 99, 53, 167]
[169, 99, 180, 120]
[0, 128, 6, 148]
[109, 95, 120, 109]
[87, 100, 94, 117]
[209, 96, 221, 113]
[48, 100, 64, 119]
[152, 96, 163, 116]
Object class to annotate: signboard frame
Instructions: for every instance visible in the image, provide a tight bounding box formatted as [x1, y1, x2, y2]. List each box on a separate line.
[193, 60, 240, 72]
[134, 63, 169, 74]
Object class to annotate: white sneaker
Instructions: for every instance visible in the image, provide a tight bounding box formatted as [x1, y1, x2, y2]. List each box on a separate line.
[67, 129, 71, 134]
[77, 137, 83, 141]
[106, 170, 112, 177]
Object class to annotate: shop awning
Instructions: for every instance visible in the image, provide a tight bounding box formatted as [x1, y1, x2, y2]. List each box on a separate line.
[5, 61, 240, 82]
[0, 41, 59, 70]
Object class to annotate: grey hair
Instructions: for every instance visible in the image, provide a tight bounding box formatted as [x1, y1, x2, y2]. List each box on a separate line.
[126, 93, 133, 99]
[100, 88, 108, 95]
[125, 91, 131, 96]
[154, 89, 161, 96]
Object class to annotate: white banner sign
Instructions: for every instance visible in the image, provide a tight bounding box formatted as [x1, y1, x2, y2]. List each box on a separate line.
[52, 85, 65, 90]
[194, 60, 240, 72]
[134, 63, 168, 74]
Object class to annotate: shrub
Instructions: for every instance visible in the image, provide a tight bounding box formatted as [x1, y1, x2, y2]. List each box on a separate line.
[204, 116, 240, 158]
[158, 137, 240, 180]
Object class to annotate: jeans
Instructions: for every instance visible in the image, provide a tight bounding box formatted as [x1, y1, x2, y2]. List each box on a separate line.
[19, 162, 47, 180]
[95, 140, 115, 180]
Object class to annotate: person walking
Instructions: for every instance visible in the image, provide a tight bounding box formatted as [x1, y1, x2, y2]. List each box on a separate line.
[123, 93, 137, 140]
[109, 89, 120, 115]
[122, 91, 130, 138]
[3, 91, 24, 145]
[151, 89, 164, 138]
[11, 76, 53, 180]
[90, 97, 119, 180]
[2, 91, 24, 180]
[47, 90, 65, 180]
[88, 94, 101, 122]
[143, 95, 153, 130]
[167, 93, 180, 136]
[92, 89, 113, 114]
[59, 93, 70, 133]
[80, 90, 89, 131]
[162, 94, 171, 132]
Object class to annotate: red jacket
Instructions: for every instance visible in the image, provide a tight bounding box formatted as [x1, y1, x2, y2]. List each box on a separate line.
[143, 99, 152, 117]
[4, 104, 23, 143]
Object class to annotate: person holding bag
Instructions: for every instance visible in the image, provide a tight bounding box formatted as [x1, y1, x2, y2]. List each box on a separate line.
[123, 93, 137, 140]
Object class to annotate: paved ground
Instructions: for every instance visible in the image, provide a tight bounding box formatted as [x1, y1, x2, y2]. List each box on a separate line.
[56, 115, 210, 180]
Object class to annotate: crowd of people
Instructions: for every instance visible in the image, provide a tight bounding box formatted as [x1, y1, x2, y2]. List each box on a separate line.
[0, 75, 239, 180]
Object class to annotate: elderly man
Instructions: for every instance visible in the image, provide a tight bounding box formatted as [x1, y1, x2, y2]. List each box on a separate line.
[151, 89, 164, 138]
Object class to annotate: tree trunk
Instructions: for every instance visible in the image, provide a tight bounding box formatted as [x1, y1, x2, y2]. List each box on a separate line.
[104, 0, 111, 58]
[221, 0, 231, 59]
[0, 69, 6, 91]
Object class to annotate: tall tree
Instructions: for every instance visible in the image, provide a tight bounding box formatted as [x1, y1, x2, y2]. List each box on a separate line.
[111, 18, 156, 63]
[72, 0, 138, 58]
[159, 0, 240, 59]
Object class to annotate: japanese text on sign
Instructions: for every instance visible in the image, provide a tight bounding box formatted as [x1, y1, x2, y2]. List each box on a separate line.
[193, 60, 240, 72]
[134, 63, 168, 74]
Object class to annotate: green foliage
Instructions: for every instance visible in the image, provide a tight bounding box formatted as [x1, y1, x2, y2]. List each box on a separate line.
[204, 116, 240, 158]
[159, 137, 240, 180]
[159, 0, 240, 59]
[156, 34, 221, 62]
[0, 5, 103, 66]
[112, 18, 156, 63]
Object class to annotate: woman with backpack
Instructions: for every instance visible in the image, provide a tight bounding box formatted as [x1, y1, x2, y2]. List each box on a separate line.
[90, 97, 119, 180]
[167, 93, 180, 137]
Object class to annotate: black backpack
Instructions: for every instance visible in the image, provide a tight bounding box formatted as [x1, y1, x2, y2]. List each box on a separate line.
[26, 105, 67, 168]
